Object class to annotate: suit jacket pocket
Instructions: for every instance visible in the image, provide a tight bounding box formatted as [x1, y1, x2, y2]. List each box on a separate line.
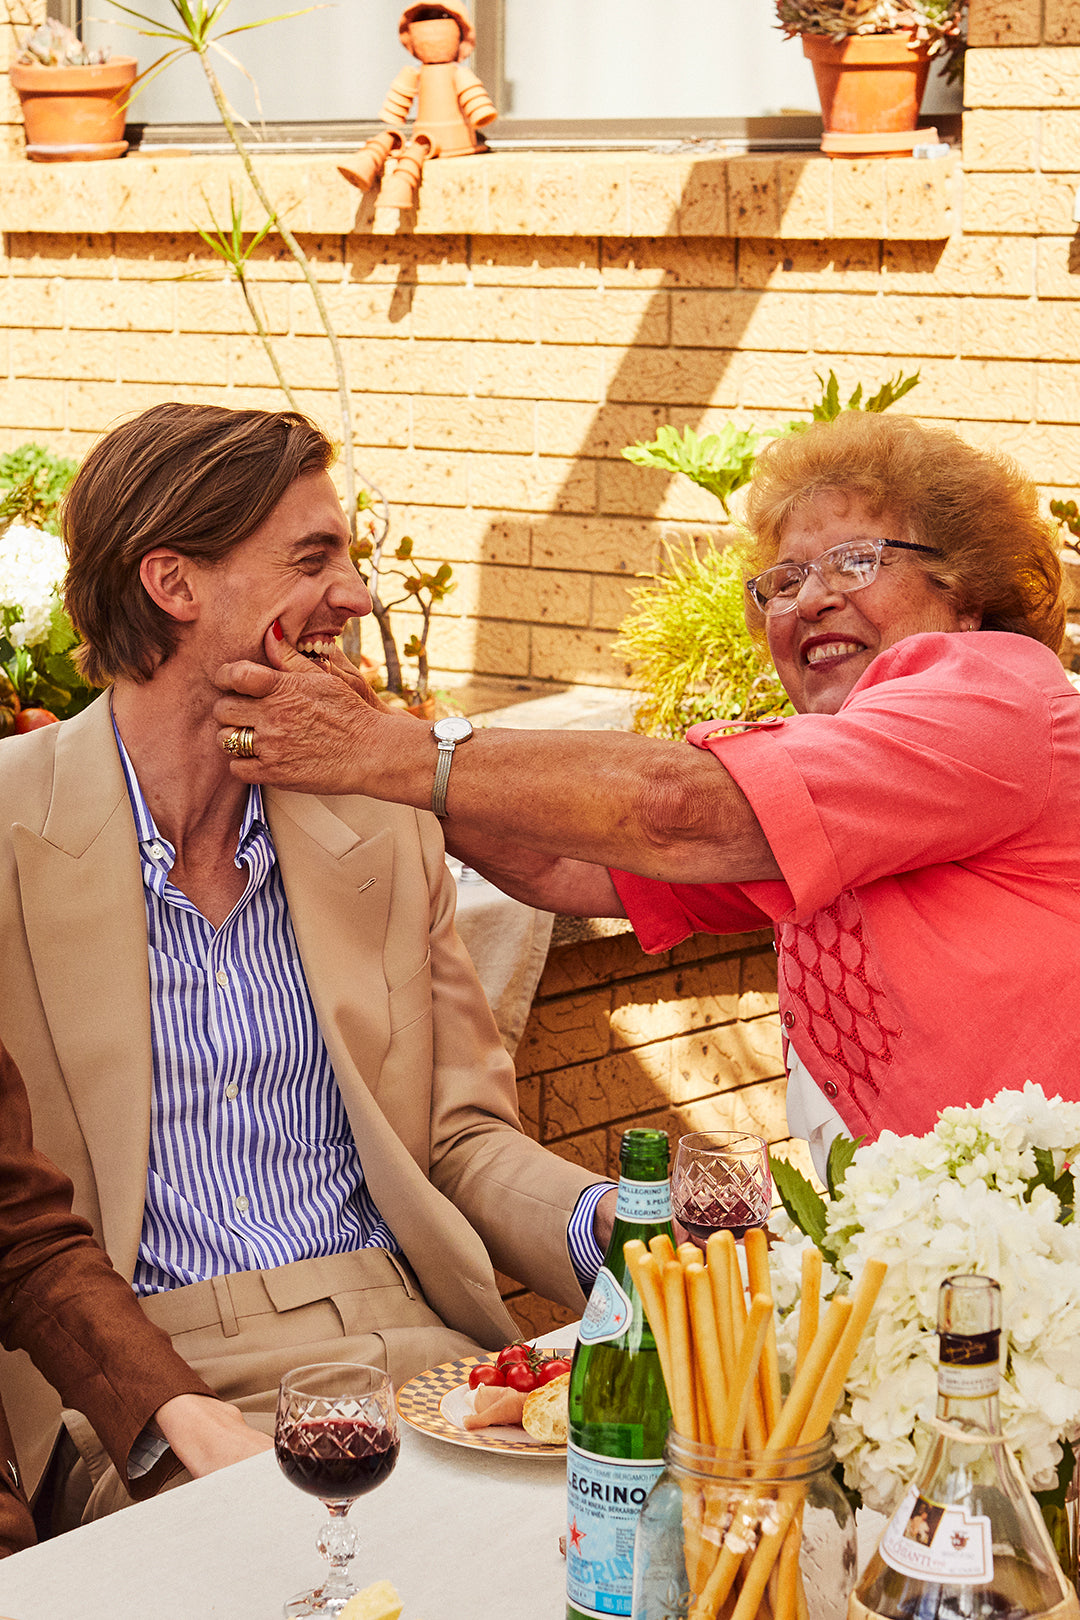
[387, 951, 433, 1034]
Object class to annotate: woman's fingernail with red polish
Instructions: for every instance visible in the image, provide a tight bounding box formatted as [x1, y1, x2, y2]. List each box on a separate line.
[272, 619, 284, 641]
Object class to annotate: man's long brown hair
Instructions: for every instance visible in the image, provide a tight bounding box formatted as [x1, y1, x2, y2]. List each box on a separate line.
[63, 402, 335, 687]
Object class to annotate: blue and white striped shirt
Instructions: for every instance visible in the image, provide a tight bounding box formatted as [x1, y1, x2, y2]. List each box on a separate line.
[115, 723, 607, 1299]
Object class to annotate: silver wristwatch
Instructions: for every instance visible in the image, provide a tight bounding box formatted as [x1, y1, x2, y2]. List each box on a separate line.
[430, 716, 473, 819]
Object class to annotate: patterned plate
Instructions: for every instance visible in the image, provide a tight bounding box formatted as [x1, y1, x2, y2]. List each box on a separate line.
[396, 1356, 567, 1457]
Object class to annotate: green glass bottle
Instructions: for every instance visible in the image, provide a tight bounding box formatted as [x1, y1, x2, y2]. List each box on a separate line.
[566, 1128, 675, 1620]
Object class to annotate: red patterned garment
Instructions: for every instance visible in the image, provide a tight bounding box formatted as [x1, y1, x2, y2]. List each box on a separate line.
[611, 631, 1080, 1142]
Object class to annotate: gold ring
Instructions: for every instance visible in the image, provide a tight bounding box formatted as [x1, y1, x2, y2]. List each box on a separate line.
[222, 726, 256, 759]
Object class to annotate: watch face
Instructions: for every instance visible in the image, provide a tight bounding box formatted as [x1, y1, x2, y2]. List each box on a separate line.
[433, 716, 473, 743]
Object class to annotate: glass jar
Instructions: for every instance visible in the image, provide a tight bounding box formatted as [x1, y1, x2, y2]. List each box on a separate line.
[632, 1429, 856, 1620]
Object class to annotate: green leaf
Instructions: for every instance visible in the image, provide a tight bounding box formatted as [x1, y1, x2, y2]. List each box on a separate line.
[825, 1134, 864, 1200]
[1025, 1146, 1074, 1223]
[770, 1154, 828, 1249]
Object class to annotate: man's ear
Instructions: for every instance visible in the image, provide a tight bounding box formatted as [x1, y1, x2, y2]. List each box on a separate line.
[139, 549, 201, 623]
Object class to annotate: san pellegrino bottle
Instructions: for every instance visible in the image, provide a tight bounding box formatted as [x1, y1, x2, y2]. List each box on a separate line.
[852, 1274, 1079, 1620]
[566, 1128, 675, 1620]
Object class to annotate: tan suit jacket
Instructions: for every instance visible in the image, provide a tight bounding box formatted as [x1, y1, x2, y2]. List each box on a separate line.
[0, 1040, 212, 1555]
[0, 695, 600, 1494]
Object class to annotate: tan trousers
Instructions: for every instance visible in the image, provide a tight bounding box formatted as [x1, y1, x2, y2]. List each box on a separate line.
[61, 1249, 484, 1528]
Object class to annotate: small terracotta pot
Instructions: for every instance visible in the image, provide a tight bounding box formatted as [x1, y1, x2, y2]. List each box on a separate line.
[803, 33, 931, 155]
[9, 56, 138, 161]
[406, 695, 437, 720]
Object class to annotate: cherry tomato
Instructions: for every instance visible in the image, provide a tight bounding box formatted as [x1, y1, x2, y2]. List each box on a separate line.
[495, 1343, 530, 1368]
[14, 707, 59, 732]
[467, 1363, 505, 1390]
[504, 1362, 540, 1394]
[537, 1357, 572, 1385]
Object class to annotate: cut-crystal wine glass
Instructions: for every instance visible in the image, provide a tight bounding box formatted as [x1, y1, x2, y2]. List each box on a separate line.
[671, 1130, 772, 1244]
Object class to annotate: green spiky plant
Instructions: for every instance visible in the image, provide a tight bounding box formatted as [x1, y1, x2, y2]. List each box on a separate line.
[616, 369, 921, 737]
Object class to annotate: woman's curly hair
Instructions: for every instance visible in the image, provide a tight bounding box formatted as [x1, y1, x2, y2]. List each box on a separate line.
[742, 412, 1064, 652]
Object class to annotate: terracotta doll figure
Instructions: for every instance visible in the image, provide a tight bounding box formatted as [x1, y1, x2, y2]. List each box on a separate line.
[338, 2, 496, 209]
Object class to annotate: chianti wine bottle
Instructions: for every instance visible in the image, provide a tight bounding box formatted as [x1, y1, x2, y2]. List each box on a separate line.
[566, 1127, 675, 1620]
[851, 1274, 1079, 1620]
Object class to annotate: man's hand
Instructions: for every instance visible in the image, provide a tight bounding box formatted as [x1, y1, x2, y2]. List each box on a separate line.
[152, 1393, 271, 1477]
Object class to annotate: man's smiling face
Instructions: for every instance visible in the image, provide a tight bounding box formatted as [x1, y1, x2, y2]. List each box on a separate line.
[765, 489, 965, 715]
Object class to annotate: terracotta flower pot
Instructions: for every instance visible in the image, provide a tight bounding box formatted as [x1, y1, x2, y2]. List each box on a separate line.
[9, 56, 138, 161]
[802, 33, 933, 157]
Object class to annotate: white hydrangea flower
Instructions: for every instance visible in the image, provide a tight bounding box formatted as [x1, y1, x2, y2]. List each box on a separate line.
[770, 1086, 1080, 1514]
[0, 523, 67, 649]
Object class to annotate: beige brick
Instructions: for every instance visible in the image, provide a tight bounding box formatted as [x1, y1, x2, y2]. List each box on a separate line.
[65, 278, 174, 331]
[894, 357, 1034, 420]
[386, 506, 531, 568]
[173, 280, 287, 336]
[413, 397, 534, 455]
[453, 562, 590, 626]
[884, 158, 954, 238]
[346, 337, 469, 396]
[580, 159, 631, 236]
[627, 155, 685, 237]
[602, 238, 736, 291]
[676, 158, 728, 236]
[516, 996, 612, 1077]
[291, 282, 400, 340]
[597, 458, 722, 524]
[605, 346, 741, 408]
[812, 293, 958, 355]
[739, 352, 831, 414]
[1042, 108, 1080, 168]
[410, 283, 535, 343]
[737, 239, 880, 293]
[471, 236, 600, 288]
[727, 157, 781, 237]
[537, 932, 653, 998]
[609, 957, 740, 1050]
[345, 236, 467, 286]
[536, 400, 666, 460]
[65, 380, 205, 432]
[1046, 0, 1080, 45]
[6, 232, 114, 277]
[961, 171, 1040, 233]
[829, 160, 885, 237]
[482, 160, 533, 236]
[530, 624, 631, 687]
[961, 108, 1040, 169]
[0, 277, 62, 327]
[965, 47, 1080, 108]
[671, 289, 810, 350]
[503, 1293, 576, 1341]
[9, 327, 113, 382]
[776, 155, 831, 237]
[467, 452, 596, 515]
[960, 295, 1080, 358]
[1038, 172, 1080, 231]
[1037, 362, 1080, 421]
[112, 233, 209, 281]
[739, 948, 780, 1020]
[883, 236, 1033, 297]
[959, 417, 1080, 481]
[529, 161, 586, 237]
[532, 515, 662, 576]
[409, 156, 489, 235]
[426, 612, 530, 677]
[1036, 236, 1080, 297]
[537, 288, 669, 348]
[0, 376, 64, 429]
[966, 0, 1041, 46]
[591, 573, 638, 632]
[226, 333, 331, 392]
[470, 341, 603, 403]
[353, 445, 468, 508]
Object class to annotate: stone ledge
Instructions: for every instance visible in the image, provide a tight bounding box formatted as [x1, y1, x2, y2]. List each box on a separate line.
[0, 147, 959, 241]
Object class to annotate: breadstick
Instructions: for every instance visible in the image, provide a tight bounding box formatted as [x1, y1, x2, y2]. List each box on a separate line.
[716, 1293, 772, 1452]
[766, 1296, 853, 1455]
[726, 1250, 767, 1449]
[687, 1263, 727, 1443]
[706, 1232, 738, 1390]
[649, 1233, 676, 1267]
[624, 1241, 674, 1393]
[800, 1259, 887, 1445]
[744, 1229, 782, 1433]
[795, 1248, 821, 1374]
[662, 1259, 698, 1440]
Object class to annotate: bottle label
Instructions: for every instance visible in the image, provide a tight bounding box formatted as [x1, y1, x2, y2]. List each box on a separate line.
[614, 1176, 672, 1224]
[566, 1441, 664, 1618]
[879, 1483, 994, 1585]
[937, 1362, 1000, 1399]
[580, 1268, 634, 1344]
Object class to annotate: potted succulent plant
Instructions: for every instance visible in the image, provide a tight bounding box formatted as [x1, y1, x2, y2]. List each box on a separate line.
[775, 0, 966, 155]
[8, 17, 137, 161]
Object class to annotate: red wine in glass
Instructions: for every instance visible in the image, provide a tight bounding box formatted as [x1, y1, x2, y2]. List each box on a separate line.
[672, 1131, 772, 1244]
[275, 1362, 399, 1618]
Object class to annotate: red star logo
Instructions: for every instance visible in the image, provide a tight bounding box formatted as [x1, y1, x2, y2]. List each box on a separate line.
[568, 1517, 585, 1553]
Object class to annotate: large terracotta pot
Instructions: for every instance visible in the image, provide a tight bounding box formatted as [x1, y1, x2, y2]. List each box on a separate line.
[9, 56, 138, 161]
[802, 33, 933, 156]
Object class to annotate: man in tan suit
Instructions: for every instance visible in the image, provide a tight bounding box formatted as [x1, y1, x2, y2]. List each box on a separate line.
[0, 403, 609, 1526]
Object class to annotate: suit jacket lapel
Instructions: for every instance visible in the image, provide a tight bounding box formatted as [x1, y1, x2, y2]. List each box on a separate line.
[12, 696, 152, 1278]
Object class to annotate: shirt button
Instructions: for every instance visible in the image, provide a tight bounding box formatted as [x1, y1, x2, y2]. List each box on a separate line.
[225, 1083, 239, 1100]
[215, 968, 229, 988]
[234, 1194, 250, 1215]
[782, 1010, 795, 1028]
[148, 842, 165, 860]
[823, 1081, 839, 1099]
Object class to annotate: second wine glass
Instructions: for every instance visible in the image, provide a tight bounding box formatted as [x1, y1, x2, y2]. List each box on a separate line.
[671, 1130, 772, 1244]
[275, 1361, 400, 1618]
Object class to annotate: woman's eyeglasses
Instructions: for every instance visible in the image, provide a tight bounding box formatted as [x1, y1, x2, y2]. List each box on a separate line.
[745, 537, 942, 615]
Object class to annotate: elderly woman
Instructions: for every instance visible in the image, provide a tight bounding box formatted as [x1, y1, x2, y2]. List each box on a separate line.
[212, 413, 1080, 1169]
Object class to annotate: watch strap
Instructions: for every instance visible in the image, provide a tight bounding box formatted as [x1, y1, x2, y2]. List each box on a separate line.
[431, 741, 454, 819]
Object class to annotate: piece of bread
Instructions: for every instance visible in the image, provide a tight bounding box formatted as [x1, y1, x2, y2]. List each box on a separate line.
[337, 1580, 403, 1620]
[522, 1372, 569, 1444]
